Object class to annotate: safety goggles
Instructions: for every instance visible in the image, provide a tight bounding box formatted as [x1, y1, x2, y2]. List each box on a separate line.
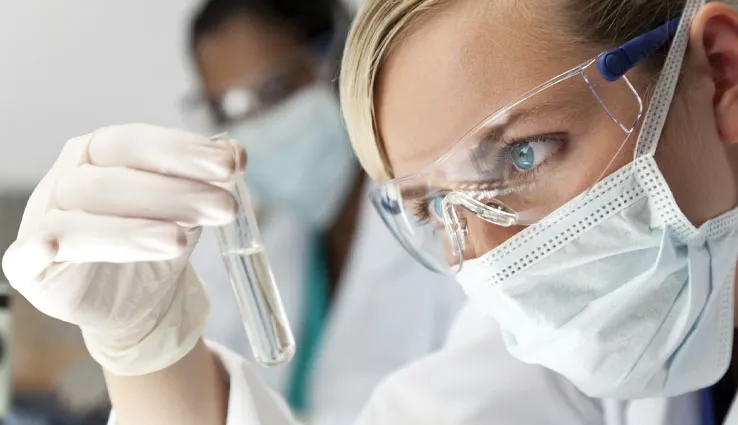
[371, 18, 681, 274]
[182, 35, 334, 129]
[182, 55, 317, 130]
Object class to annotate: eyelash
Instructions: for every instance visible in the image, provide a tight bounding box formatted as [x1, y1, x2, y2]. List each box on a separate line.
[410, 134, 566, 225]
[411, 195, 444, 225]
[498, 134, 564, 180]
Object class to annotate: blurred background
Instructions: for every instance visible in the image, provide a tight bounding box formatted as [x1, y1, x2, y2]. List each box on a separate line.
[0, 0, 360, 189]
[0, 0, 361, 423]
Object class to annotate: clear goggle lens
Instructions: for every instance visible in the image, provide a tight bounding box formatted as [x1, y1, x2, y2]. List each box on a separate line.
[371, 57, 643, 274]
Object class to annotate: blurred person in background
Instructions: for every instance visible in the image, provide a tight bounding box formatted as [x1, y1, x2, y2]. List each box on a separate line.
[4, 0, 738, 424]
[0, 195, 109, 425]
[183, 0, 466, 423]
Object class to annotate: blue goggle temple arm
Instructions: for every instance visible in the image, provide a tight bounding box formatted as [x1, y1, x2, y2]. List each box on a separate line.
[597, 16, 682, 82]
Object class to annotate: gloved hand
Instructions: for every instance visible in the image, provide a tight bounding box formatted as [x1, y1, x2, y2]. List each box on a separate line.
[2, 124, 245, 376]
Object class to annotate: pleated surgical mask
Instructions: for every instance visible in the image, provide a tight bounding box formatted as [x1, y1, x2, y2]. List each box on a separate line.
[228, 84, 357, 230]
[456, 0, 738, 398]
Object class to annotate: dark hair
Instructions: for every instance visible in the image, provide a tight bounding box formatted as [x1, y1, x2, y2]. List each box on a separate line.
[189, 0, 337, 51]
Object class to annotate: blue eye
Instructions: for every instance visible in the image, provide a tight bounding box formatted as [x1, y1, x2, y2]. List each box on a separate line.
[409, 194, 446, 226]
[425, 194, 446, 220]
[508, 137, 562, 173]
[428, 194, 444, 219]
[511, 142, 535, 170]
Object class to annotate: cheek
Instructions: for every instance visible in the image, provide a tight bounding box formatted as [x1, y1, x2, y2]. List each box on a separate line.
[646, 77, 738, 226]
[655, 135, 737, 227]
[438, 213, 522, 266]
[448, 129, 637, 263]
[466, 215, 524, 258]
[544, 112, 637, 209]
[653, 97, 737, 226]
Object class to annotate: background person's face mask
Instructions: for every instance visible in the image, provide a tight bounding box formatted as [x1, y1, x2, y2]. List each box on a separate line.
[456, 0, 738, 399]
[227, 83, 357, 230]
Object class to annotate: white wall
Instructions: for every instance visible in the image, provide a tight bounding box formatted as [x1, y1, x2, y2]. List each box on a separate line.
[0, 1, 363, 192]
[340, 0, 361, 13]
[0, 1, 202, 191]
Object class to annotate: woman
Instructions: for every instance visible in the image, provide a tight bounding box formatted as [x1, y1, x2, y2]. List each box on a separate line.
[4, 0, 738, 424]
[184, 0, 465, 421]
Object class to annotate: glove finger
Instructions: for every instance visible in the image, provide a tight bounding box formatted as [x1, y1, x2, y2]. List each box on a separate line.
[86, 124, 246, 183]
[55, 164, 238, 227]
[3, 232, 59, 287]
[206, 138, 247, 192]
[45, 210, 190, 263]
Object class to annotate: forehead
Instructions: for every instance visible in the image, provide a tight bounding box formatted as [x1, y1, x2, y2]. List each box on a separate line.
[375, 1, 581, 177]
[194, 14, 299, 96]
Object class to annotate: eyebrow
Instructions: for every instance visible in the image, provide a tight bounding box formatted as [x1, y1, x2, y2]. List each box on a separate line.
[473, 95, 583, 147]
[397, 97, 580, 200]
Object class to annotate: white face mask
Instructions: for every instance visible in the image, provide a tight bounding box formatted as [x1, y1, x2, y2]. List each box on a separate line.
[227, 83, 357, 230]
[456, 0, 738, 399]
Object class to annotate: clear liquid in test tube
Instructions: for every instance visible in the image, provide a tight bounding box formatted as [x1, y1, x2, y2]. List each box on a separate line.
[211, 134, 296, 367]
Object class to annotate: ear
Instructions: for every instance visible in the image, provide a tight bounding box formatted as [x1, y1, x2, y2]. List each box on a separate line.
[690, 3, 738, 144]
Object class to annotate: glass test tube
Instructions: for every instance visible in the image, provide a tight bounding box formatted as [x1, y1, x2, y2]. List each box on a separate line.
[212, 135, 296, 367]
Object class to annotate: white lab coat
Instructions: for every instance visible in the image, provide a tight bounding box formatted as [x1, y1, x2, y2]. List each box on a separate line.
[205, 303, 716, 425]
[109, 302, 723, 425]
[107, 183, 738, 425]
[189, 182, 468, 424]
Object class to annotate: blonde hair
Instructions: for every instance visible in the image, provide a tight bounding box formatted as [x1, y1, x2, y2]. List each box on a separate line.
[339, 0, 738, 182]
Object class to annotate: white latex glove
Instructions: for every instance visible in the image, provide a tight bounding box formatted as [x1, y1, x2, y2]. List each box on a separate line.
[2, 124, 245, 376]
